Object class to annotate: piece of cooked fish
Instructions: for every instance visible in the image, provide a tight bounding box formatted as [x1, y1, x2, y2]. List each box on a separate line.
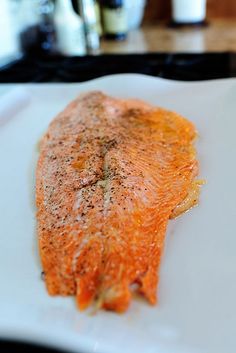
[36, 91, 200, 312]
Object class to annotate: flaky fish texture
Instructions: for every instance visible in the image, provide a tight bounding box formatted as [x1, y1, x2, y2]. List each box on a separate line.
[36, 92, 200, 312]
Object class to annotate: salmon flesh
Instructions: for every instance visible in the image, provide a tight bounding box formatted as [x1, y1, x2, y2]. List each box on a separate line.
[36, 92, 200, 312]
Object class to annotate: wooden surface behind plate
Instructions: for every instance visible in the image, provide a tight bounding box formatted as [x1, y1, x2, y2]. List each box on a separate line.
[101, 20, 236, 53]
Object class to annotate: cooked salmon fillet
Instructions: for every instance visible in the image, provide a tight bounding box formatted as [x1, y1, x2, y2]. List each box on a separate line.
[36, 91, 200, 312]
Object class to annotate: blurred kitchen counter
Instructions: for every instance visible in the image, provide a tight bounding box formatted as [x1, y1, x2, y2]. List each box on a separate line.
[101, 19, 236, 53]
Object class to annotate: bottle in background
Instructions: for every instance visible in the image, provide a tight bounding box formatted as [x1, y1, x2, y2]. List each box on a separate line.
[54, 0, 86, 56]
[19, 0, 57, 56]
[94, 0, 103, 36]
[38, 0, 57, 54]
[19, 0, 41, 55]
[101, 0, 128, 41]
[78, 0, 100, 54]
[0, 0, 20, 62]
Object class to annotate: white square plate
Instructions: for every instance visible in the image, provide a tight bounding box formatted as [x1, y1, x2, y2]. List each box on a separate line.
[0, 74, 236, 353]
